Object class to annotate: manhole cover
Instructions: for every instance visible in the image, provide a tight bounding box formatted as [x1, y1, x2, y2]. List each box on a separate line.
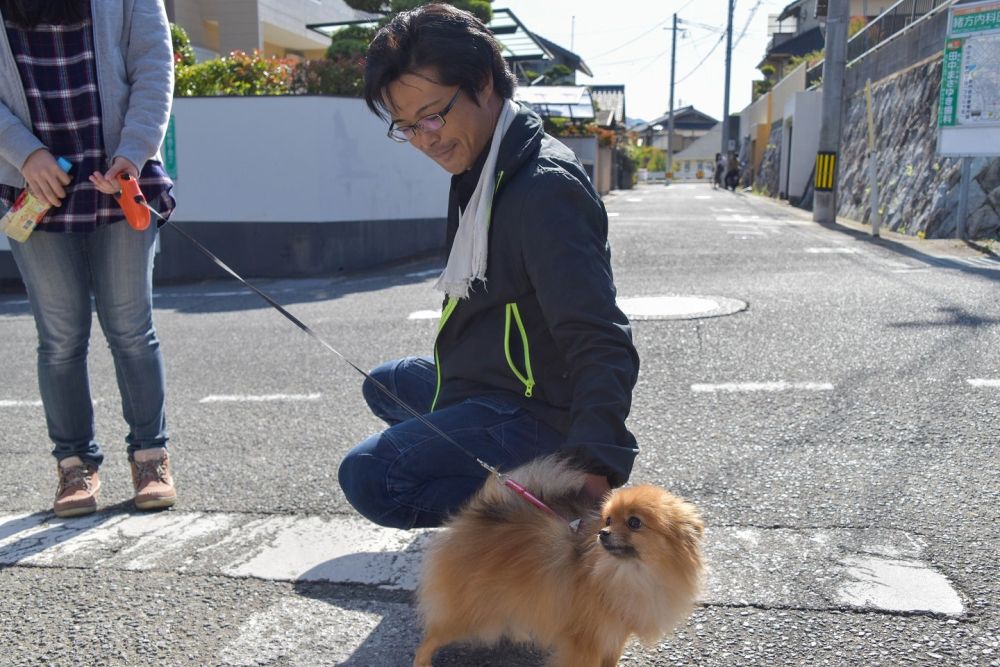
[617, 295, 747, 320]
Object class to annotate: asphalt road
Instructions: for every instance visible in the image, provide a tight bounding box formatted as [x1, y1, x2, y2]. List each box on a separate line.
[0, 182, 997, 666]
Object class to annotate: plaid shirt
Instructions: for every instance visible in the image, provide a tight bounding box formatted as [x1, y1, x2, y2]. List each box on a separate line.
[0, 10, 174, 232]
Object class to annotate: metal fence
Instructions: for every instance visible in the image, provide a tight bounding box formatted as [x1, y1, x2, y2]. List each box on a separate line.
[806, 0, 955, 85]
[847, 0, 954, 61]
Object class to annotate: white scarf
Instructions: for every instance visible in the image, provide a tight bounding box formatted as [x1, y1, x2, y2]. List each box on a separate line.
[434, 99, 518, 299]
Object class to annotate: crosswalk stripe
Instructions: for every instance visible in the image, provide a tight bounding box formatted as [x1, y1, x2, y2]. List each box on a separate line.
[0, 511, 963, 616]
[199, 393, 322, 403]
[692, 381, 834, 393]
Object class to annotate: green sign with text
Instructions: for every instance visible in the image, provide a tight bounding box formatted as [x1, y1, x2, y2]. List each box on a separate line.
[162, 115, 176, 179]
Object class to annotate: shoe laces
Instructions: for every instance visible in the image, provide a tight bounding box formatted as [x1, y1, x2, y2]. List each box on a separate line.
[135, 458, 168, 485]
[58, 465, 94, 494]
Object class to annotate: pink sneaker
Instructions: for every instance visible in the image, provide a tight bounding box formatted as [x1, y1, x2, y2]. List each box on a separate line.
[130, 448, 177, 510]
[54, 457, 100, 517]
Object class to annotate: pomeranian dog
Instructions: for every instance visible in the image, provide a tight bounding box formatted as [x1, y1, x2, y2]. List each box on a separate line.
[413, 456, 705, 667]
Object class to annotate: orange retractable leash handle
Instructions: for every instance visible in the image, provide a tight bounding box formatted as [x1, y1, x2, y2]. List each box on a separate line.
[114, 172, 151, 231]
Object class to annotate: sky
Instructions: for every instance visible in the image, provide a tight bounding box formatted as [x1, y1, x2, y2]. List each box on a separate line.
[496, 0, 794, 123]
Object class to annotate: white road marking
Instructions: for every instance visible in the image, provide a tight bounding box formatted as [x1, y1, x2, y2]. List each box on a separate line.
[199, 393, 322, 403]
[968, 378, 1000, 388]
[0, 400, 42, 407]
[408, 309, 441, 320]
[625, 198, 643, 202]
[805, 247, 861, 254]
[726, 230, 766, 235]
[0, 512, 964, 616]
[695, 195, 712, 199]
[838, 556, 964, 616]
[412, 295, 748, 322]
[691, 381, 834, 393]
[221, 597, 417, 667]
[607, 212, 621, 217]
[403, 269, 442, 278]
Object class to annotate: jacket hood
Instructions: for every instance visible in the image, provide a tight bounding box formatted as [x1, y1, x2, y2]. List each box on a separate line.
[495, 102, 545, 183]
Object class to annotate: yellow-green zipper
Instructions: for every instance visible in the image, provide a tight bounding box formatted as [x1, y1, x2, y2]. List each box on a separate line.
[430, 170, 505, 411]
[504, 302, 535, 397]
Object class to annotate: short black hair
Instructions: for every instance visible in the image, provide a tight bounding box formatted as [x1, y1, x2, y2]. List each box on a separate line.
[363, 3, 516, 121]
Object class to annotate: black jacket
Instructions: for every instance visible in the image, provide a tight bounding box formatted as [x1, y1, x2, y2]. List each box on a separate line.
[432, 104, 640, 487]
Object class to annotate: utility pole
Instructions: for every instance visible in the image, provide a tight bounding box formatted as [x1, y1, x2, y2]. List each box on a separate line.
[813, 0, 851, 223]
[667, 14, 677, 185]
[722, 0, 735, 156]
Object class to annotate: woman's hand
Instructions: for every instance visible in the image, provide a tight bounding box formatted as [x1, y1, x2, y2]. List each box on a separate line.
[89, 156, 138, 195]
[21, 149, 72, 207]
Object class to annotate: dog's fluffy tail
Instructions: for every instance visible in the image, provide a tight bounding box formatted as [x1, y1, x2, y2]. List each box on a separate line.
[473, 454, 586, 511]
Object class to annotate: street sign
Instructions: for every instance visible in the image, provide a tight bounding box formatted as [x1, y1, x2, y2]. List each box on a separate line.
[162, 115, 177, 179]
[937, 0, 1000, 156]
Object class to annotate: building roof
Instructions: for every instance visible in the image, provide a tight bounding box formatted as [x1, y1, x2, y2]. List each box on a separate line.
[532, 34, 593, 77]
[488, 8, 551, 61]
[589, 84, 626, 125]
[766, 25, 824, 58]
[777, 0, 807, 22]
[632, 106, 719, 133]
[673, 123, 723, 160]
[514, 86, 595, 120]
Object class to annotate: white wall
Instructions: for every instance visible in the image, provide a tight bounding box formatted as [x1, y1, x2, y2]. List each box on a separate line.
[781, 90, 823, 201]
[169, 96, 450, 224]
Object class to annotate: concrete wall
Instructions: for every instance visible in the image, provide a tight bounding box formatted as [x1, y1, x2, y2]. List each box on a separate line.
[740, 92, 772, 178]
[557, 136, 600, 189]
[781, 90, 823, 203]
[172, 0, 362, 60]
[769, 62, 807, 124]
[0, 96, 451, 284]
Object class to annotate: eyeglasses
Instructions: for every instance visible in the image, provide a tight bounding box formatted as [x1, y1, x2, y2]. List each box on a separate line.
[387, 89, 461, 143]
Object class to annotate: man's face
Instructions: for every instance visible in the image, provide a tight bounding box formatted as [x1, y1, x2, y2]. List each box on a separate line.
[385, 67, 497, 175]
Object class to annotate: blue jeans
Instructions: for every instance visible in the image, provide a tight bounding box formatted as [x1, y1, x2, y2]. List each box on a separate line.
[339, 356, 565, 529]
[10, 221, 168, 468]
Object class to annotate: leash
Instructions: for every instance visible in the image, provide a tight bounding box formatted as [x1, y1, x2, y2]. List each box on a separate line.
[120, 180, 565, 524]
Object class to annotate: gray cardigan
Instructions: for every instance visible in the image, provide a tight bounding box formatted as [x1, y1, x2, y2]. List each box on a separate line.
[0, 0, 173, 188]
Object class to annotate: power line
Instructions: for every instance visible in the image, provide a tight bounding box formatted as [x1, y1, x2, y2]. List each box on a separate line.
[674, 31, 726, 84]
[587, 15, 673, 60]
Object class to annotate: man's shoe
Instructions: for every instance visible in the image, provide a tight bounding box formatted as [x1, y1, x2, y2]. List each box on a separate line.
[130, 448, 176, 510]
[54, 456, 100, 517]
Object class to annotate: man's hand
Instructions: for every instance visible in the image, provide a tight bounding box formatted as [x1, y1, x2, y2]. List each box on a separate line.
[21, 149, 72, 207]
[582, 473, 611, 503]
[89, 156, 138, 195]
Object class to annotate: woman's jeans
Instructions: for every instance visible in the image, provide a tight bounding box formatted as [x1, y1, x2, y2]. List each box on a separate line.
[10, 221, 168, 468]
[339, 356, 566, 529]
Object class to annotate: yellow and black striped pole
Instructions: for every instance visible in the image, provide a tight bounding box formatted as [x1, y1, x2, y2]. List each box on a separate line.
[815, 151, 837, 192]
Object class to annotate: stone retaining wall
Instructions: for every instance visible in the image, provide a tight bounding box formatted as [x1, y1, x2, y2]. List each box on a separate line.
[838, 56, 1000, 239]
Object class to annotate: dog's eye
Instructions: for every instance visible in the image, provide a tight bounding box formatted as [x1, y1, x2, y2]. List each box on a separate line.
[605, 516, 612, 526]
[626, 516, 642, 530]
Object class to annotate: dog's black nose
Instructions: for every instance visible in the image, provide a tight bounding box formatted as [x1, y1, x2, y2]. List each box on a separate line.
[599, 529, 610, 542]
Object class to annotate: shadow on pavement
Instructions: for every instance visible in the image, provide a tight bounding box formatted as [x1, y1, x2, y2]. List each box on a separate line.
[293, 552, 547, 667]
[0, 252, 446, 317]
[0, 501, 133, 565]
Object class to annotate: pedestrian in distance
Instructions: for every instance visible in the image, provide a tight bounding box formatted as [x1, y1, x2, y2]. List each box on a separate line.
[0, 0, 177, 517]
[725, 151, 740, 191]
[338, 3, 641, 530]
[714, 152, 724, 189]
